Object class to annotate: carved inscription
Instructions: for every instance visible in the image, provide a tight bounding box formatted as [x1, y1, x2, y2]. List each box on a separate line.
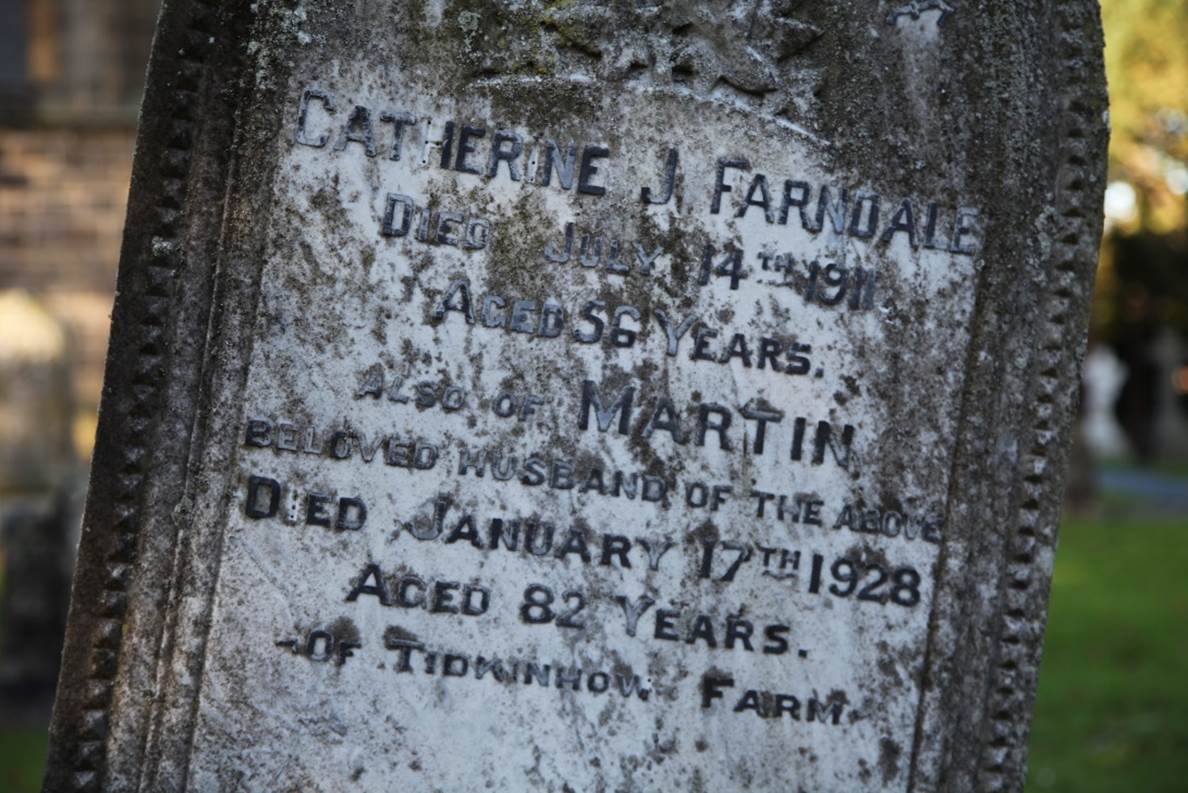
[195, 64, 983, 791]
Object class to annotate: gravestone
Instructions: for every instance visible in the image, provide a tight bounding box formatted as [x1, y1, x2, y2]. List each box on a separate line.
[46, 2, 1108, 791]
[0, 290, 79, 723]
[0, 291, 75, 492]
[1082, 345, 1130, 460]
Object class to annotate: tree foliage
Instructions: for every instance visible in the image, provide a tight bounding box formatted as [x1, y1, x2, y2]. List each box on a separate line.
[1102, 0, 1188, 234]
[1095, 0, 1188, 342]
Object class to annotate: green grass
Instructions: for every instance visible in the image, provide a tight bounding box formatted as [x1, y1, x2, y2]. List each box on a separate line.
[1026, 516, 1188, 792]
[0, 729, 47, 793]
[0, 517, 1184, 791]
[0, 560, 49, 793]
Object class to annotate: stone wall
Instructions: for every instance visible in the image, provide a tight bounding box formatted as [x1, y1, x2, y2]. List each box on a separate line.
[0, 0, 161, 454]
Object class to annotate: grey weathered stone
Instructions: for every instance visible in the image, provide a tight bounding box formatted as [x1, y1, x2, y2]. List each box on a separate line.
[46, 1, 1108, 791]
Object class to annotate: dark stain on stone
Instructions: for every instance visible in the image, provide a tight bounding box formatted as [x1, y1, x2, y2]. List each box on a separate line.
[329, 616, 361, 647]
[878, 737, 902, 784]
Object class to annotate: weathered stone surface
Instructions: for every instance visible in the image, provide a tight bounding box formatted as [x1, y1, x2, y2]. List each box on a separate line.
[46, 1, 1108, 791]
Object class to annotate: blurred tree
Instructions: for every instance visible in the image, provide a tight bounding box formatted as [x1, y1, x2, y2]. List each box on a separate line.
[1100, 0, 1188, 236]
[1092, 1, 1188, 459]
[1094, 0, 1188, 333]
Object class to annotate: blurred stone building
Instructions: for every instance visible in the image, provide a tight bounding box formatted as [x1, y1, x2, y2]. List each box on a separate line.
[0, 0, 161, 457]
[0, 0, 160, 718]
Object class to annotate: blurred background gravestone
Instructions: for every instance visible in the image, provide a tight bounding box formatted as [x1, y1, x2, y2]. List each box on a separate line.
[0, 290, 81, 724]
[1082, 345, 1130, 460]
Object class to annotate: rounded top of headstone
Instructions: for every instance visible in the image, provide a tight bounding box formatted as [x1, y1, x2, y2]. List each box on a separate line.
[0, 290, 67, 364]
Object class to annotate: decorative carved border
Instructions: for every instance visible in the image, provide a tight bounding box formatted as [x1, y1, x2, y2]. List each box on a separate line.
[44, 1, 238, 790]
[976, 2, 1108, 790]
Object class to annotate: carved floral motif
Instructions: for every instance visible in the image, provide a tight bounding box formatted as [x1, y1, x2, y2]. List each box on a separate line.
[452, 0, 824, 120]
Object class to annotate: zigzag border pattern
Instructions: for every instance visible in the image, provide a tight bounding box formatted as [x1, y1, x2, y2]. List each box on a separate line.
[976, 4, 1104, 791]
[67, 1, 221, 789]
